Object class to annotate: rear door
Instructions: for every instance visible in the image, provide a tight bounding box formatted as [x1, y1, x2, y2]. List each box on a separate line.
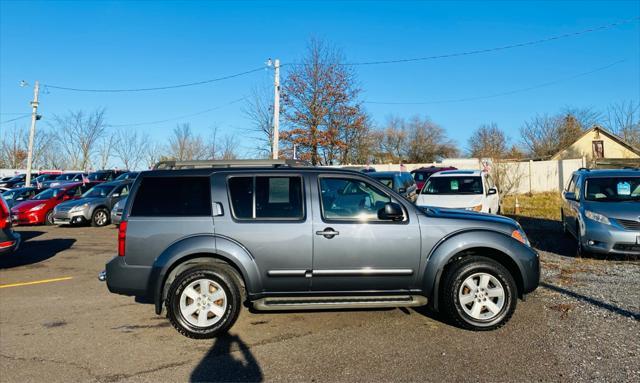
[212, 171, 313, 293]
[124, 175, 215, 267]
[310, 173, 421, 292]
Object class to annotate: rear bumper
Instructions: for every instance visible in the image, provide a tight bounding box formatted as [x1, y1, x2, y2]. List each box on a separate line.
[0, 231, 21, 255]
[105, 256, 153, 298]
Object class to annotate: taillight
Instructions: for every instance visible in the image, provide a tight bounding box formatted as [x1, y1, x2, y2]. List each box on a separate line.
[0, 201, 10, 229]
[118, 221, 127, 256]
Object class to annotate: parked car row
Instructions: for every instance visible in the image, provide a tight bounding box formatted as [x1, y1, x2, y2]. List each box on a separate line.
[0, 171, 139, 233]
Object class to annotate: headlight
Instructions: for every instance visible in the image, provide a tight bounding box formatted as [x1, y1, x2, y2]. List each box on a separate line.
[70, 203, 89, 212]
[511, 229, 530, 246]
[585, 210, 610, 225]
[465, 204, 482, 212]
[30, 203, 46, 211]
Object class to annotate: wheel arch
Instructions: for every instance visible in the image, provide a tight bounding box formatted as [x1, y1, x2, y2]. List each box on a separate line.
[423, 230, 536, 311]
[150, 235, 261, 315]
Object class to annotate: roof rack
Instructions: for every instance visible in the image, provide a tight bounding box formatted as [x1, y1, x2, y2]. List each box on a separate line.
[576, 167, 591, 172]
[153, 159, 312, 170]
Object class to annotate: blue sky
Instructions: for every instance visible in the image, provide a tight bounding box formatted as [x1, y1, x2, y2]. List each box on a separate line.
[1, 0, 638, 158]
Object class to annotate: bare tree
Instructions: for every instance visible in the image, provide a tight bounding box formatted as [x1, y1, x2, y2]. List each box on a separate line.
[0, 125, 27, 168]
[167, 123, 208, 161]
[243, 85, 274, 158]
[144, 141, 165, 169]
[605, 101, 640, 148]
[468, 123, 507, 159]
[561, 106, 603, 130]
[50, 109, 107, 170]
[520, 115, 563, 158]
[405, 115, 458, 162]
[97, 132, 116, 170]
[220, 134, 239, 160]
[111, 128, 148, 170]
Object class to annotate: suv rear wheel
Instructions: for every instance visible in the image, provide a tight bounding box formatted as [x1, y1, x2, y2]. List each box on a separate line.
[441, 256, 517, 331]
[166, 265, 241, 339]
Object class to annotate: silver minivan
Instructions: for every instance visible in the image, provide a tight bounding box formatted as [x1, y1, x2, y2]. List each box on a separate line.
[561, 169, 640, 256]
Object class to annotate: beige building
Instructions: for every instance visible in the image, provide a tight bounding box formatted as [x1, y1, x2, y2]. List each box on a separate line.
[551, 126, 640, 161]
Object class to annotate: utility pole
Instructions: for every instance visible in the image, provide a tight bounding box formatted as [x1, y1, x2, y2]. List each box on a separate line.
[25, 81, 40, 187]
[271, 59, 280, 160]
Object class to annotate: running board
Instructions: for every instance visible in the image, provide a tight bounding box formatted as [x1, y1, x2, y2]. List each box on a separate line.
[252, 295, 428, 311]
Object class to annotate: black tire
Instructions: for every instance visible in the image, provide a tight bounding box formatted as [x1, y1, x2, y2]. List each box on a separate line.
[440, 256, 517, 331]
[166, 265, 241, 339]
[91, 208, 110, 227]
[45, 210, 54, 225]
[576, 224, 587, 257]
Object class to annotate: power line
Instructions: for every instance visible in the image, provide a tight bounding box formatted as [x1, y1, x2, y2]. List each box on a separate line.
[364, 59, 626, 105]
[0, 115, 31, 125]
[0, 112, 31, 115]
[285, 17, 638, 67]
[43, 67, 265, 93]
[107, 97, 247, 127]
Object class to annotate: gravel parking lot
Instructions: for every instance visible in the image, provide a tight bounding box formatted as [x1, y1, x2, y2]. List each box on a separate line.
[1, 224, 638, 382]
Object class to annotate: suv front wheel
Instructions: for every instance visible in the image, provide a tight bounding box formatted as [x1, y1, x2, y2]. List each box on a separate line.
[166, 265, 241, 339]
[441, 256, 517, 331]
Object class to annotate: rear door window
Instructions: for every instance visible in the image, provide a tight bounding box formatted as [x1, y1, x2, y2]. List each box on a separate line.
[228, 176, 304, 220]
[130, 177, 212, 216]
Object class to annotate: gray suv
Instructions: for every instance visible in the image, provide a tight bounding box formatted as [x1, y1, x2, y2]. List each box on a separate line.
[104, 160, 539, 339]
[561, 168, 640, 256]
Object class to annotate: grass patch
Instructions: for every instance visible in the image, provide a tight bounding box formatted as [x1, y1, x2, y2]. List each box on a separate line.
[501, 192, 562, 221]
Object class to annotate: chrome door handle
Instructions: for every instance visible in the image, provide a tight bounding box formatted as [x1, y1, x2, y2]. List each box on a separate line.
[316, 228, 339, 238]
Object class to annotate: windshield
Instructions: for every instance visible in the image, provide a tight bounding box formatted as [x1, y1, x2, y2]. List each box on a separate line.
[88, 172, 110, 181]
[2, 190, 16, 200]
[585, 177, 640, 202]
[55, 173, 78, 181]
[82, 184, 116, 198]
[33, 187, 63, 200]
[373, 177, 394, 188]
[115, 172, 137, 181]
[422, 176, 483, 195]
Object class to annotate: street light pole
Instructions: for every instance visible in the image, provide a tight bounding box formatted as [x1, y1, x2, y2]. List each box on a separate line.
[25, 80, 40, 187]
[271, 59, 280, 159]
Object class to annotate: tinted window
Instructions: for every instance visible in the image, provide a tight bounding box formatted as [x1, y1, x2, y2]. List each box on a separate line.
[228, 177, 253, 219]
[320, 178, 390, 221]
[228, 176, 304, 220]
[130, 177, 211, 216]
[423, 176, 483, 195]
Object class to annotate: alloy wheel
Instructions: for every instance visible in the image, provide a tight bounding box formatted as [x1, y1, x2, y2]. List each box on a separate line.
[458, 272, 506, 321]
[179, 279, 227, 328]
[95, 211, 108, 226]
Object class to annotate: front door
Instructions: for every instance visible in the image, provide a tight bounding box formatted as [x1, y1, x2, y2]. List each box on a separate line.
[212, 172, 312, 293]
[310, 174, 421, 292]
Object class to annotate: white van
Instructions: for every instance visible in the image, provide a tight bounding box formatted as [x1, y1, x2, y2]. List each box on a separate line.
[416, 170, 500, 214]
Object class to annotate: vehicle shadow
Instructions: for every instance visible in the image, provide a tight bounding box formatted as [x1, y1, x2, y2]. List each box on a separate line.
[190, 334, 262, 382]
[541, 281, 640, 320]
[14, 230, 45, 241]
[506, 215, 577, 257]
[0, 237, 76, 269]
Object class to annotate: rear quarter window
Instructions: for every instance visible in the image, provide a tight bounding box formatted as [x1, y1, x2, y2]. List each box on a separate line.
[130, 176, 212, 217]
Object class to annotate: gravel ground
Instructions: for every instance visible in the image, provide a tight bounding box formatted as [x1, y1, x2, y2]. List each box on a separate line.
[518, 216, 640, 382]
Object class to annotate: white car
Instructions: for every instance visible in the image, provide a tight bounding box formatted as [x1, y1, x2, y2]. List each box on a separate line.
[416, 170, 500, 214]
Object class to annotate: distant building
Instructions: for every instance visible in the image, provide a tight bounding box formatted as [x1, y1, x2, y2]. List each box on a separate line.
[551, 126, 640, 161]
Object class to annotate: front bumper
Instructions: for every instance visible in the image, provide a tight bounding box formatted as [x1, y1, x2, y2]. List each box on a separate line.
[10, 211, 43, 225]
[582, 219, 640, 255]
[105, 256, 153, 298]
[53, 208, 90, 225]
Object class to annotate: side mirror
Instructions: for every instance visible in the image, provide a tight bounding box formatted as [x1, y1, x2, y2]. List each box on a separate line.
[487, 188, 497, 195]
[563, 191, 576, 201]
[398, 187, 407, 194]
[378, 202, 404, 221]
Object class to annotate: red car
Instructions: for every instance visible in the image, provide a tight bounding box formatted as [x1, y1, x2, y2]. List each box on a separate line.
[410, 166, 457, 192]
[10, 182, 96, 225]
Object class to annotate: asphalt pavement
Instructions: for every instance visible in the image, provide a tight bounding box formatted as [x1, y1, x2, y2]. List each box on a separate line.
[0, 225, 638, 382]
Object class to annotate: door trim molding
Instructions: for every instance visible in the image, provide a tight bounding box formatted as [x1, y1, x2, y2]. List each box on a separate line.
[312, 268, 414, 276]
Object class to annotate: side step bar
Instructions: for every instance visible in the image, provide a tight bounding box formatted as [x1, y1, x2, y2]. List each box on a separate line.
[253, 295, 428, 311]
